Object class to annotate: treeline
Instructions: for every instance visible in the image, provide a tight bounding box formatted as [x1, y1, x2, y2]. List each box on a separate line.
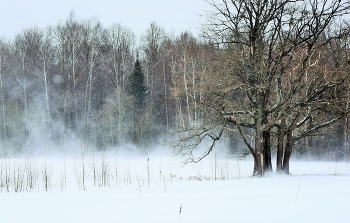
[0, 11, 349, 160]
[0, 13, 212, 153]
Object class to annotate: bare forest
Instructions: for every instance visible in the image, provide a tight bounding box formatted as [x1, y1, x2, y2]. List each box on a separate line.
[0, 13, 212, 153]
[0, 0, 350, 177]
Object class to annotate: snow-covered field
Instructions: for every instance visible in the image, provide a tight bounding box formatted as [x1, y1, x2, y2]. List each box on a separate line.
[1, 150, 349, 223]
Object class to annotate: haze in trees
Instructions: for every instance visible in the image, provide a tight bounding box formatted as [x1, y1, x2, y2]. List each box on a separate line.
[0, 3, 349, 177]
[172, 0, 350, 176]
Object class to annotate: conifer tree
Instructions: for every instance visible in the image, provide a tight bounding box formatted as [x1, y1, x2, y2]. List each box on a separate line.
[127, 59, 148, 108]
[127, 58, 149, 145]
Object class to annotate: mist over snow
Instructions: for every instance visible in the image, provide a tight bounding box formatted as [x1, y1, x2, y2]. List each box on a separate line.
[0, 1, 349, 222]
[0, 153, 349, 222]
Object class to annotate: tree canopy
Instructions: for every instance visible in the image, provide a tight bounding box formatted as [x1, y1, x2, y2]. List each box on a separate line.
[172, 0, 350, 176]
[0, 5, 349, 173]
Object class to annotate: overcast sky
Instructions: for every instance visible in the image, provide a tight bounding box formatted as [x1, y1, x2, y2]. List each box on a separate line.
[0, 0, 208, 39]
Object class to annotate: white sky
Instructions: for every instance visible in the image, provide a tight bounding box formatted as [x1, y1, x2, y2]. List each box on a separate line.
[0, 0, 209, 39]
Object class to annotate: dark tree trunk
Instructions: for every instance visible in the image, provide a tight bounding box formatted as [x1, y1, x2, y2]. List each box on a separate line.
[263, 130, 272, 172]
[253, 152, 264, 177]
[282, 131, 293, 174]
[276, 127, 285, 173]
[253, 115, 265, 177]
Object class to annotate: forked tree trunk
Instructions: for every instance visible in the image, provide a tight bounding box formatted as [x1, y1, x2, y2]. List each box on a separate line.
[252, 132, 272, 176]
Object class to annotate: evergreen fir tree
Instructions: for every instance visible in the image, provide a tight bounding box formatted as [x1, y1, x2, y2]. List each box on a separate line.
[127, 59, 148, 108]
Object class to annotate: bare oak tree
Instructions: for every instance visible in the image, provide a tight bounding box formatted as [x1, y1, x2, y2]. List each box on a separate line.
[173, 0, 350, 176]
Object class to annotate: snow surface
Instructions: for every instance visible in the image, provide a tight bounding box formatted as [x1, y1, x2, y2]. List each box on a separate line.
[0, 151, 349, 223]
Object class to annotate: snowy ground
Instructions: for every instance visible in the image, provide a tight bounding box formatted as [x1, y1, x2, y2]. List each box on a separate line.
[0, 150, 349, 223]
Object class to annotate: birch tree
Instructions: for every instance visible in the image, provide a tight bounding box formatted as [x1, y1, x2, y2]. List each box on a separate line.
[0, 40, 7, 151]
[97, 23, 135, 147]
[53, 12, 85, 132]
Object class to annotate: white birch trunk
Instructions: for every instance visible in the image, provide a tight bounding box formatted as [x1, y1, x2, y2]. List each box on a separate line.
[0, 45, 7, 150]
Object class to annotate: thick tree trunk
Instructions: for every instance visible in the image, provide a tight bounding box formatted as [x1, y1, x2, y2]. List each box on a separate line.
[252, 131, 271, 176]
[253, 122, 265, 177]
[263, 130, 272, 173]
[253, 152, 264, 177]
[282, 131, 293, 174]
[252, 91, 267, 177]
[276, 127, 285, 173]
